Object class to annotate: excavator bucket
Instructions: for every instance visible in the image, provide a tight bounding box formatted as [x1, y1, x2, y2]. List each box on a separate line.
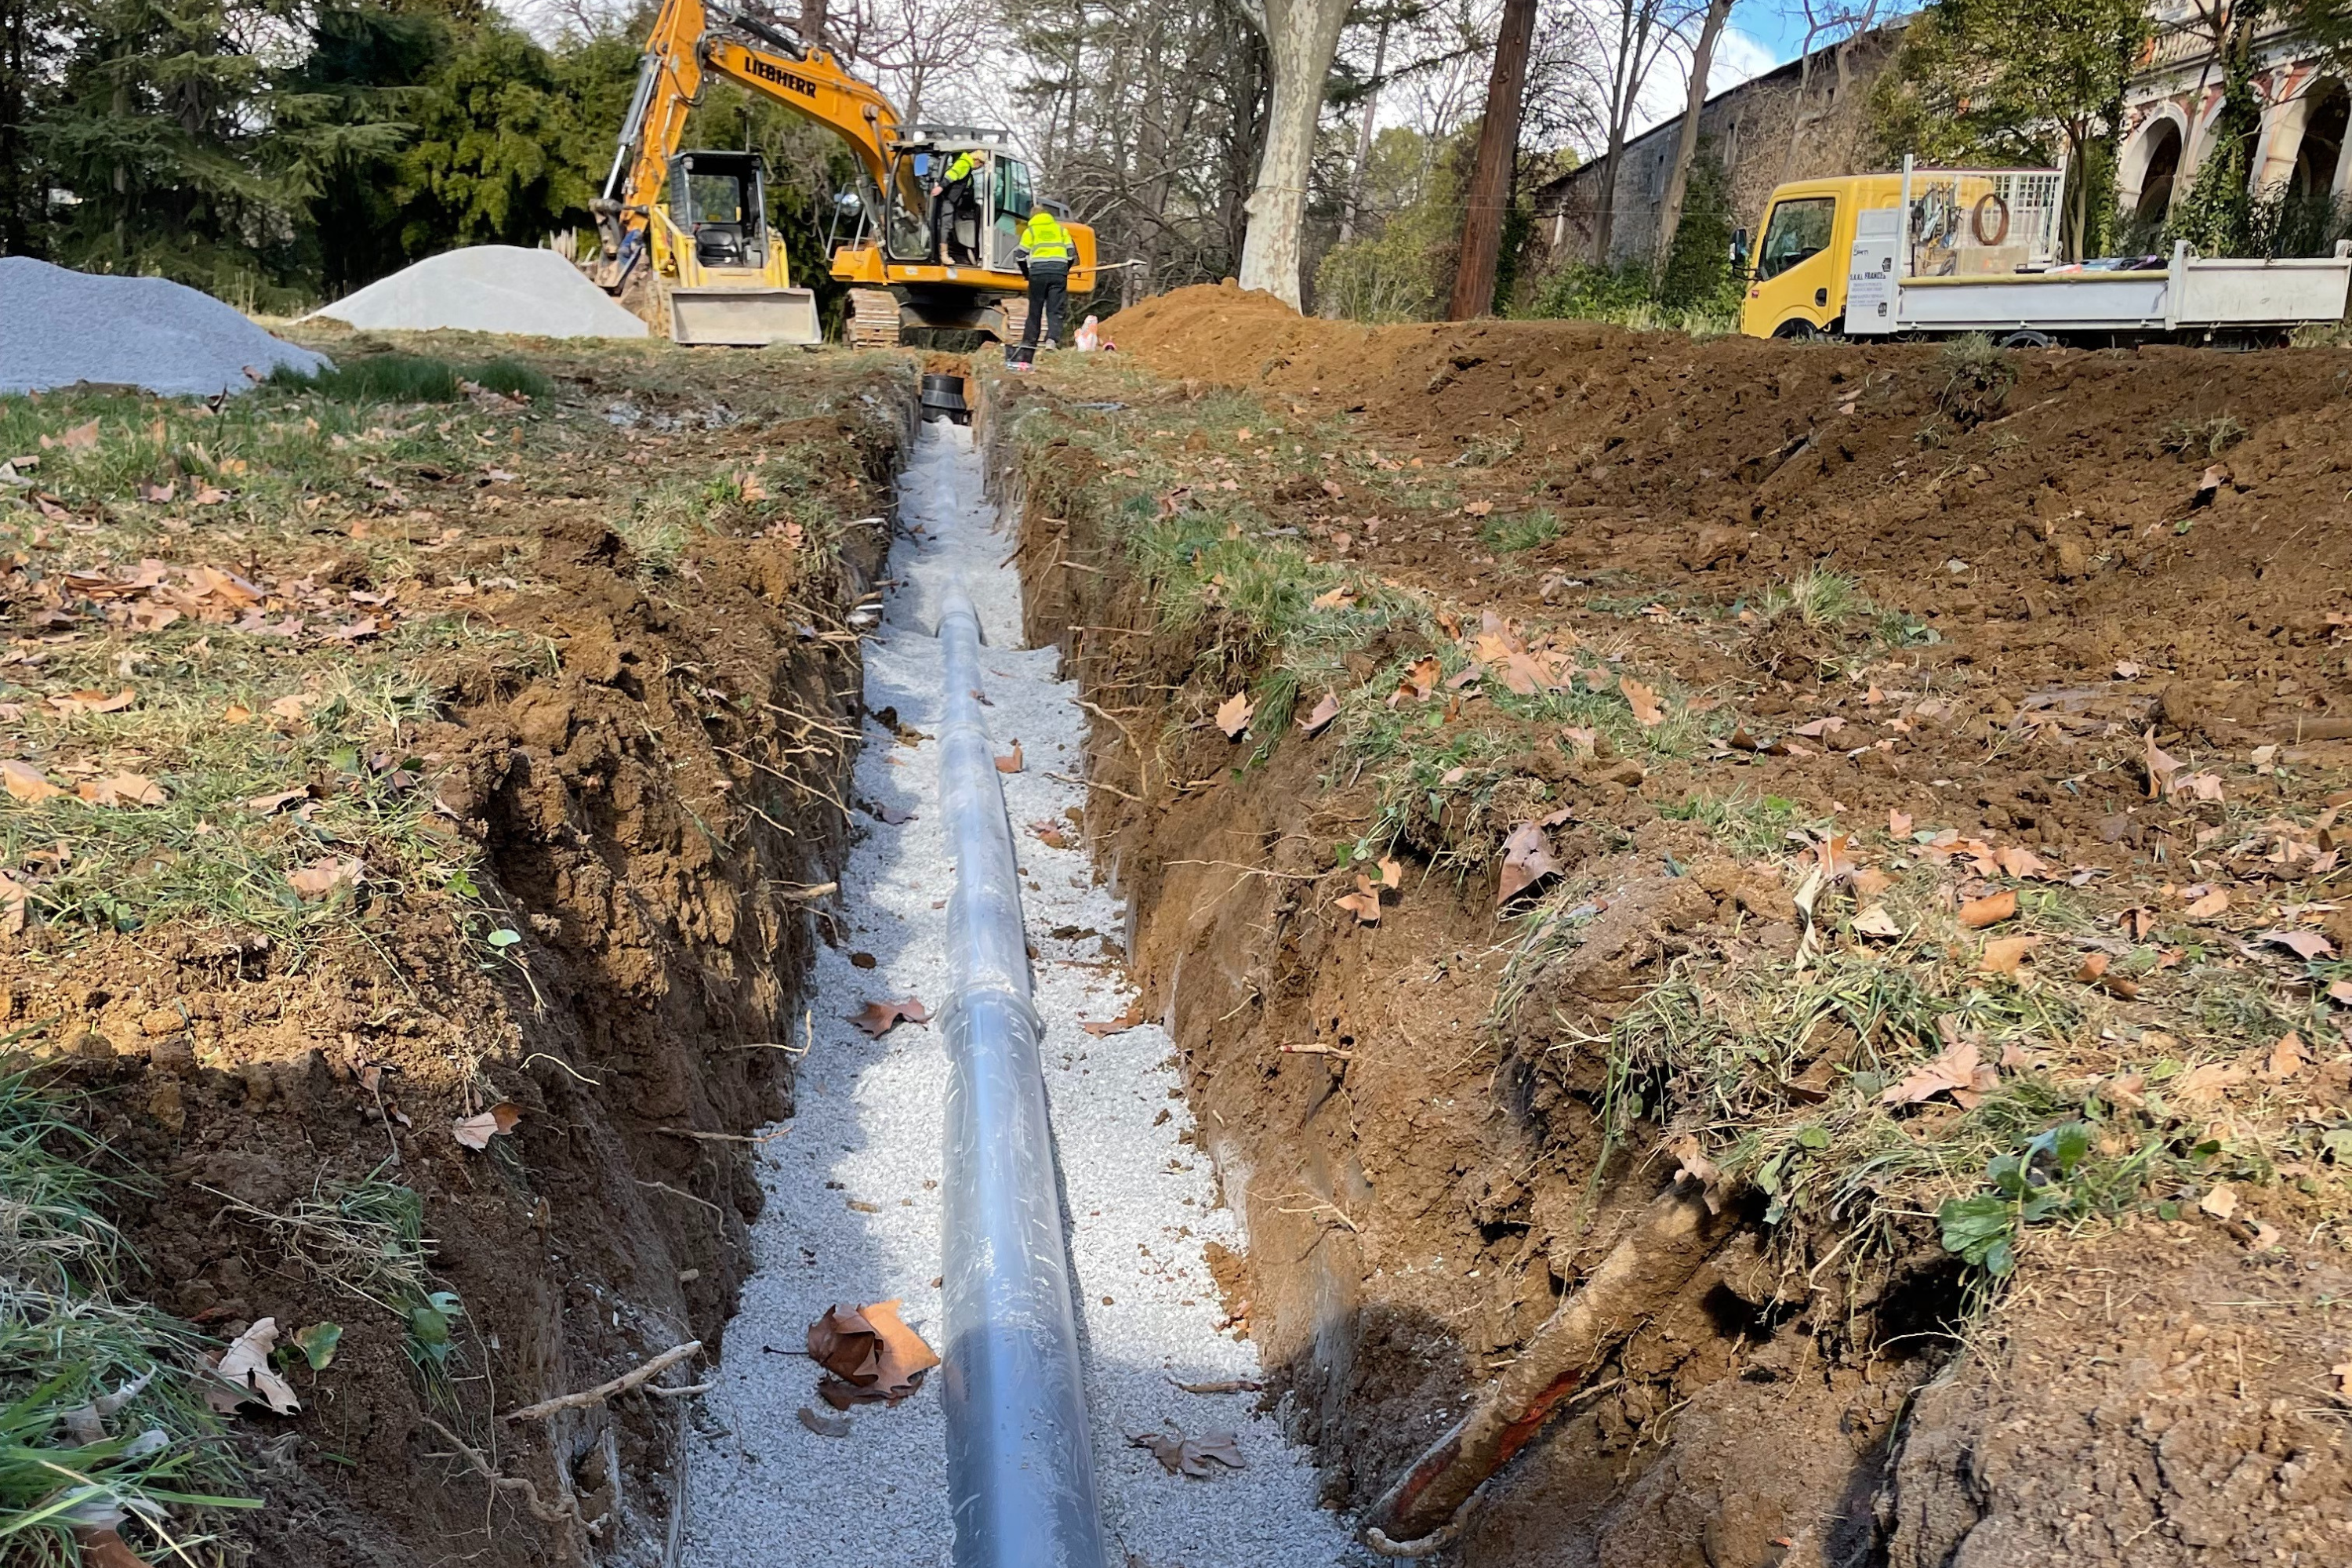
[666, 285, 822, 347]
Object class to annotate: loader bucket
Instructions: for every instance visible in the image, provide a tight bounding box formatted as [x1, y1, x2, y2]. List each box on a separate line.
[667, 285, 822, 347]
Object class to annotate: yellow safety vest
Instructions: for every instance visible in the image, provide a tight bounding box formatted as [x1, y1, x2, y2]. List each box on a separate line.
[1020, 212, 1072, 263]
[944, 152, 974, 184]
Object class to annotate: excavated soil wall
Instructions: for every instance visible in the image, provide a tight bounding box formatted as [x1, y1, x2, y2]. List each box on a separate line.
[5, 347, 913, 1567]
[993, 289, 2352, 1567]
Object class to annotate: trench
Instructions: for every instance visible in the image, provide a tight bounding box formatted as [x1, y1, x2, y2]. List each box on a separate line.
[681, 390, 1356, 1565]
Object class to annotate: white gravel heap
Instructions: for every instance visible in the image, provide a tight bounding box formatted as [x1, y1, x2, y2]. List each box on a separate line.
[0, 256, 330, 397]
[307, 245, 649, 339]
[684, 418, 1365, 1567]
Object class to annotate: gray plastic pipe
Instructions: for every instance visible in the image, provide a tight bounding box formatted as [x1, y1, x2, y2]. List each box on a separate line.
[934, 584, 1109, 1568]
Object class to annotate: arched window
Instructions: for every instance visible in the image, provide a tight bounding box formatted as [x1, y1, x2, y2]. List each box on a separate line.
[2134, 119, 2184, 227]
[2291, 79, 2349, 198]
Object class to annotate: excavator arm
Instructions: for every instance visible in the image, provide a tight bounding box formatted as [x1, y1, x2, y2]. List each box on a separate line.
[597, 0, 924, 263]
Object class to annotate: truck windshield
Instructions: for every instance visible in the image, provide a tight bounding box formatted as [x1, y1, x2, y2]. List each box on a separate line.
[1757, 198, 1835, 280]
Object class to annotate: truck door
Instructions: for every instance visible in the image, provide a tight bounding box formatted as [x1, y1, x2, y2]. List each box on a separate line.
[1748, 194, 1841, 336]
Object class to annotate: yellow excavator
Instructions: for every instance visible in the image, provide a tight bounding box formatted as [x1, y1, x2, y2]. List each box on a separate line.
[589, 0, 1098, 347]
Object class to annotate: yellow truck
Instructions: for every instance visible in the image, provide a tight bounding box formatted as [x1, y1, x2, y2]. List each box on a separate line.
[1739, 160, 2352, 347]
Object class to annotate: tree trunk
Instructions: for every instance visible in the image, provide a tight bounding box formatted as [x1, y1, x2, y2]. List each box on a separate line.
[1236, 0, 1352, 307]
[1653, 0, 1731, 287]
[800, 0, 826, 50]
[1338, 14, 1392, 246]
[1447, 0, 1537, 319]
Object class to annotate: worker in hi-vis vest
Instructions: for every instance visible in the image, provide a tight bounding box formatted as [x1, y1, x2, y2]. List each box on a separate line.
[930, 150, 978, 265]
[1014, 204, 1074, 350]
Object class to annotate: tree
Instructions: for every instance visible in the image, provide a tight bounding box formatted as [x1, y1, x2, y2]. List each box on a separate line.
[1777, 0, 1882, 191]
[1233, 0, 1354, 307]
[1652, 0, 1730, 289]
[1446, 0, 1534, 316]
[2165, 0, 2264, 253]
[1873, 0, 2147, 258]
[1574, 0, 1693, 263]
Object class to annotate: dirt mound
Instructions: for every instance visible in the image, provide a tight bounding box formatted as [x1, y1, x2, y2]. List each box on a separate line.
[999, 317, 2352, 1568]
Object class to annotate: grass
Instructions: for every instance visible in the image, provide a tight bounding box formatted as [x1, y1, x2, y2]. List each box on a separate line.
[2158, 412, 2248, 459]
[0, 659, 481, 945]
[267, 353, 554, 405]
[0, 1070, 256, 1565]
[209, 1171, 470, 1413]
[1482, 509, 1563, 553]
[1498, 829, 2347, 1310]
[1933, 333, 2016, 427]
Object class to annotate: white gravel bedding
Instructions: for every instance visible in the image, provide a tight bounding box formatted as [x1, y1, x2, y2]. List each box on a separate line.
[682, 417, 1362, 1566]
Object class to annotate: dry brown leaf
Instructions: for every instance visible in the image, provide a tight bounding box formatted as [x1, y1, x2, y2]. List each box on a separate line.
[2260, 927, 2336, 961]
[1979, 935, 2041, 975]
[245, 789, 308, 815]
[1334, 873, 1382, 924]
[1888, 808, 1915, 840]
[77, 773, 167, 808]
[2144, 728, 2182, 799]
[1309, 585, 1355, 611]
[267, 694, 313, 720]
[1214, 691, 1254, 739]
[72, 1526, 152, 1568]
[1388, 655, 1440, 708]
[452, 1102, 522, 1149]
[2182, 887, 2230, 920]
[1621, 677, 1665, 727]
[1298, 691, 1341, 735]
[1852, 866, 1893, 899]
[1958, 889, 2016, 928]
[2175, 1061, 2247, 1102]
[1853, 904, 1904, 938]
[1079, 1005, 1145, 1037]
[1129, 1428, 1246, 1478]
[2198, 1183, 2237, 1221]
[1376, 855, 1403, 890]
[2266, 1032, 2308, 1081]
[215, 1317, 300, 1414]
[1789, 715, 1846, 739]
[808, 1299, 939, 1406]
[1881, 1040, 1982, 1107]
[848, 998, 929, 1037]
[1993, 845, 2051, 880]
[2, 760, 65, 803]
[286, 856, 363, 900]
[45, 419, 100, 452]
[49, 687, 136, 715]
[1495, 821, 1559, 907]
[2328, 979, 2352, 1006]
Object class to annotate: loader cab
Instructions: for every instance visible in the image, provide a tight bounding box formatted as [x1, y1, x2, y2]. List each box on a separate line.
[668, 151, 771, 271]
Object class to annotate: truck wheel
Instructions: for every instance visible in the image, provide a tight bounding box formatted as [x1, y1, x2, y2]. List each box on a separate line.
[1773, 320, 1820, 341]
[1997, 328, 2054, 349]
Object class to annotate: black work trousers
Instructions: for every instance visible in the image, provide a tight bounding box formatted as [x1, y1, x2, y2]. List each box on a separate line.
[931, 182, 974, 263]
[1022, 260, 1070, 347]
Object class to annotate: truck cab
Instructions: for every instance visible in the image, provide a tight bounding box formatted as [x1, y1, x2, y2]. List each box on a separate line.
[1740, 176, 1899, 338]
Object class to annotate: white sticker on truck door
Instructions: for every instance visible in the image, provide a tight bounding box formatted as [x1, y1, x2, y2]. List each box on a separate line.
[1845, 207, 1901, 336]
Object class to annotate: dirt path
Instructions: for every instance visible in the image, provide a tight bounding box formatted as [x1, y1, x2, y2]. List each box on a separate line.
[684, 416, 1356, 1566]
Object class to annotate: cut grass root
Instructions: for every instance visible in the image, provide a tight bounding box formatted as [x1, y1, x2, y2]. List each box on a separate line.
[1363, 1185, 1739, 1551]
[0, 1071, 257, 1566]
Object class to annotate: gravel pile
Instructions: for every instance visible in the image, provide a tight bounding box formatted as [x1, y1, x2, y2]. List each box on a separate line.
[0, 257, 330, 397]
[307, 245, 649, 339]
[684, 419, 1364, 1567]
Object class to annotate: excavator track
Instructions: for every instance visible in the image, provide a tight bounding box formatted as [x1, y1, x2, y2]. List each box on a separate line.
[848, 289, 902, 350]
